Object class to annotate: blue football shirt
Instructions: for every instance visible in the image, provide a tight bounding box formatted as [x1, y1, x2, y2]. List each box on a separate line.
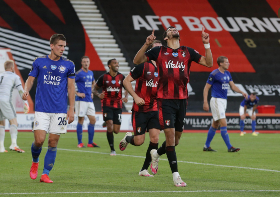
[75, 69, 94, 102]
[29, 55, 75, 113]
[240, 95, 259, 108]
[206, 69, 232, 99]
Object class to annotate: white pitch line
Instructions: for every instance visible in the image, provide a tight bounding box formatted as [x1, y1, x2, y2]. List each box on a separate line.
[57, 148, 280, 173]
[1, 190, 280, 195]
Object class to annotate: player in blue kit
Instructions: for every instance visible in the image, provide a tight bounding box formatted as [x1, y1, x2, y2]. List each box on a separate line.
[22, 34, 75, 183]
[75, 56, 99, 148]
[203, 56, 247, 152]
[239, 92, 259, 136]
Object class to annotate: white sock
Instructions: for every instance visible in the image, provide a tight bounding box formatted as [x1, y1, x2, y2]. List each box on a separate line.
[9, 124, 18, 147]
[0, 126, 5, 151]
[173, 172, 179, 180]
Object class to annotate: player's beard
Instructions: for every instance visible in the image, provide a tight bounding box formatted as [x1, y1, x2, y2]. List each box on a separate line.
[172, 33, 180, 39]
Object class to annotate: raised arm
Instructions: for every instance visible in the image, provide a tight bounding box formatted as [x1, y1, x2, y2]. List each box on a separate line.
[123, 74, 144, 106]
[67, 78, 75, 124]
[198, 27, 213, 68]
[133, 30, 156, 65]
[203, 83, 212, 111]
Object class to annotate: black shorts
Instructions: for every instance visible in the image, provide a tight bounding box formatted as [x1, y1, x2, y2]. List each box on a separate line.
[103, 106, 122, 125]
[131, 111, 161, 136]
[158, 99, 187, 132]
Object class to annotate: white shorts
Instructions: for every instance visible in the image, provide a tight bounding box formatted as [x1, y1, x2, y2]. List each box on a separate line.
[210, 97, 227, 121]
[0, 100, 16, 121]
[75, 101, 95, 117]
[33, 112, 67, 134]
[239, 106, 256, 117]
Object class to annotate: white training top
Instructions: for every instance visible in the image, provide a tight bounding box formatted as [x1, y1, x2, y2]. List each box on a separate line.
[0, 71, 23, 101]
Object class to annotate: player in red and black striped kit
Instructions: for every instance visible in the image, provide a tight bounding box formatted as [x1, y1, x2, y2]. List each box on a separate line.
[119, 40, 162, 177]
[93, 59, 128, 156]
[134, 27, 213, 186]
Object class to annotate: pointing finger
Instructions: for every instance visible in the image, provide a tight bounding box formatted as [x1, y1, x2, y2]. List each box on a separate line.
[202, 26, 205, 33]
[152, 29, 154, 36]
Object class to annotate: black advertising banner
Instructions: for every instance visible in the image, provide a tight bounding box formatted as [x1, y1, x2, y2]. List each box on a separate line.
[184, 114, 280, 131]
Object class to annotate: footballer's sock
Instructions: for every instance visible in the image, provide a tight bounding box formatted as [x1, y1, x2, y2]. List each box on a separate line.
[42, 147, 57, 175]
[0, 126, 5, 150]
[157, 141, 166, 156]
[220, 127, 232, 149]
[252, 120, 256, 133]
[240, 120, 245, 132]
[125, 135, 135, 145]
[166, 146, 178, 173]
[88, 124, 95, 144]
[9, 124, 18, 147]
[76, 123, 83, 144]
[106, 131, 115, 151]
[141, 142, 158, 171]
[31, 143, 42, 163]
[205, 126, 217, 148]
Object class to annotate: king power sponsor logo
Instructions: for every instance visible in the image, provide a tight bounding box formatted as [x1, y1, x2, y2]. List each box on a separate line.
[133, 15, 280, 32]
[44, 75, 61, 85]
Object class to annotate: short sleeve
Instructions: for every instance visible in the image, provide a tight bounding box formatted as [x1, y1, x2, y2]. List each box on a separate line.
[96, 75, 104, 87]
[67, 62, 75, 79]
[206, 73, 214, 85]
[92, 72, 95, 82]
[15, 75, 22, 88]
[29, 59, 39, 78]
[75, 72, 80, 82]
[187, 47, 202, 63]
[227, 72, 233, 82]
[145, 46, 161, 62]
[130, 64, 144, 80]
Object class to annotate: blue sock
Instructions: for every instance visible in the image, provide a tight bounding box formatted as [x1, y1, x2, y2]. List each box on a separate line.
[43, 147, 57, 175]
[220, 127, 232, 149]
[205, 126, 217, 148]
[252, 120, 256, 132]
[88, 124, 95, 144]
[31, 143, 42, 163]
[240, 120, 244, 132]
[77, 123, 83, 144]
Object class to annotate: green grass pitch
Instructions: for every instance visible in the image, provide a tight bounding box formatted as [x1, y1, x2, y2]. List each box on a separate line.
[0, 131, 280, 197]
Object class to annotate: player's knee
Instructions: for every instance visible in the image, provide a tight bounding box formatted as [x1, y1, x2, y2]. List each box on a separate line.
[134, 138, 144, 146]
[34, 139, 44, 147]
[150, 136, 159, 143]
[113, 129, 120, 134]
[78, 117, 84, 124]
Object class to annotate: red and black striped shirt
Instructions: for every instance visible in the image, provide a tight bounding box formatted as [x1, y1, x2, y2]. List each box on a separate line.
[96, 72, 125, 109]
[145, 46, 201, 99]
[130, 62, 158, 112]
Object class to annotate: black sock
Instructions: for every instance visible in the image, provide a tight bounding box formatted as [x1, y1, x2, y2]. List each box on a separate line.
[141, 142, 158, 171]
[157, 141, 166, 156]
[166, 146, 178, 173]
[106, 131, 115, 151]
[125, 135, 135, 145]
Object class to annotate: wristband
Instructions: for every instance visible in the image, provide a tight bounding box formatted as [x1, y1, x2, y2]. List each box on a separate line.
[204, 43, 210, 49]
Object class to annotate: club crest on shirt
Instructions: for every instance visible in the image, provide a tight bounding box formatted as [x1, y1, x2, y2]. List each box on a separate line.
[181, 51, 186, 57]
[51, 65, 57, 70]
[118, 80, 122, 85]
[165, 120, 170, 126]
[154, 72, 158, 77]
[172, 52, 178, 57]
[112, 80, 116, 84]
[137, 127, 141, 133]
[104, 113, 107, 117]
[58, 65, 66, 73]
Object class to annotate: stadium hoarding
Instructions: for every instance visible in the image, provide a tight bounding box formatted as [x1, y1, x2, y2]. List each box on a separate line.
[7, 113, 280, 133]
[96, 0, 280, 113]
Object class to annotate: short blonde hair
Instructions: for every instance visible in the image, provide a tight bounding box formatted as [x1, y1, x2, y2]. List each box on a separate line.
[4, 60, 14, 70]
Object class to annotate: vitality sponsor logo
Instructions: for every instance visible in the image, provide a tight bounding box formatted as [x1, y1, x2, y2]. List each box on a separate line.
[146, 79, 158, 88]
[106, 86, 120, 92]
[165, 60, 185, 71]
[43, 75, 61, 85]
